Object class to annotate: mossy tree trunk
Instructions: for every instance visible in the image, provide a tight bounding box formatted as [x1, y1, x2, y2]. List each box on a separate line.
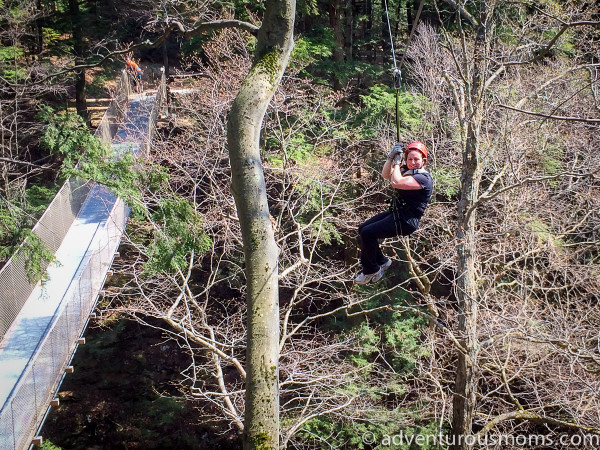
[226, 0, 295, 448]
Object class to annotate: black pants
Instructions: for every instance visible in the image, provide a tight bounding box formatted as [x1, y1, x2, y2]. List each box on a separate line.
[358, 209, 418, 274]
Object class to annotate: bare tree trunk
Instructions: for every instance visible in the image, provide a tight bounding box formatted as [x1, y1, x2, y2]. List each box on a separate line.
[450, 4, 494, 448]
[226, 0, 295, 448]
[329, 0, 344, 90]
[36, 0, 43, 55]
[451, 132, 481, 449]
[69, 0, 88, 122]
[344, 0, 353, 61]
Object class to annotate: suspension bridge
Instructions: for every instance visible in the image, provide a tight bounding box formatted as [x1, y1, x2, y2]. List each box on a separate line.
[0, 69, 166, 449]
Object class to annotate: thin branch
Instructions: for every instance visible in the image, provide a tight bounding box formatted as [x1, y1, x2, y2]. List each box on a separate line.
[499, 21, 600, 67]
[467, 170, 599, 219]
[282, 395, 361, 445]
[0, 156, 53, 170]
[439, 0, 478, 28]
[497, 103, 600, 123]
[476, 409, 600, 437]
[173, 19, 259, 38]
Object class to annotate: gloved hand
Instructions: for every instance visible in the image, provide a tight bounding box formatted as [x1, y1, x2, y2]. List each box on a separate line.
[392, 153, 403, 166]
[387, 142, 403, 160]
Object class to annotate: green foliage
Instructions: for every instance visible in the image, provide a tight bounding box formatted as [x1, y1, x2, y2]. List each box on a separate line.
[0, 184, 59, 279]
[431, 166, 460, 199]
[25, 185, 60, 214]
[231, 0, 265, 21]
[311, 219, 343, 245]
[497, 25, 518, 45]
[384, 315, 430, 373]
[0, 205, 20, 248]
[356, 319, 380, 350]
[538, 143, 563, 187]
[526, 218, 564, 248]
[84, 152, 145, 214]
[290, 28, 383, 86]
[291, 33, 333, 71]
[146, 396, 184, 427]
[64, 147, 209, 275]
[287, 134, 316, 164]
[145, 198, 212, 275]
[537, 22, 576, 58]
[16, 229, 58, 283]
[299, 412, 443, 449]
[42, 27, 62, 46]
[291, 175, 344, 247]
[0, 45, 23, 60]
[39, 440, 62, 450]
[181, 34, 211, 58]
[38, 104, 211, 276]
[87, 72, 110, 98]
[349, 312, 429, 374]
[542, 151, 562, 176]
[297, 0, 318, 15]
[0, 44, 26, 81]
[354, 86, 426, 138]
[38, 106, 110, 176]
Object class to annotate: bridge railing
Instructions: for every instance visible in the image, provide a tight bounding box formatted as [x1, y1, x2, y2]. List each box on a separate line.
[0, 70, 129, 341]
[0, 195, 129, 450]
[145, 67, 167, 154]
[0, 69, 140, 450]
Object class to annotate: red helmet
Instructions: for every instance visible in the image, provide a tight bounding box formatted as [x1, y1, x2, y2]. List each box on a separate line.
[406, 141, 428, 160]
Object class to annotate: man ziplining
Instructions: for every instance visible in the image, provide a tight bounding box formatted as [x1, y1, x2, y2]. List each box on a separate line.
[355, 141, 433, 284]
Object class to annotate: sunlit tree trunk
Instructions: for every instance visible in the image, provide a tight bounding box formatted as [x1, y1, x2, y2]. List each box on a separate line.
[226, 0, 295, 447]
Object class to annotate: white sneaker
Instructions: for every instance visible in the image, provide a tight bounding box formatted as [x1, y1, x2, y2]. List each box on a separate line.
[354, 267, 384, 285]
[380, 259, 392, 271]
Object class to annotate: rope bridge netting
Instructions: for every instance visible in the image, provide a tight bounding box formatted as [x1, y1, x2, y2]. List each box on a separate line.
[0, 68, 166, 450]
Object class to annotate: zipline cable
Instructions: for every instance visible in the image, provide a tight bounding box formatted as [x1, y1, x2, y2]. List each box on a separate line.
[383, 0, 398, 72]
[383, 0, 426, 142]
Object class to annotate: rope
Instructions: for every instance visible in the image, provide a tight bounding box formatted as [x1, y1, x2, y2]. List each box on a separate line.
[382, 0, 426, 142]
[383, 0, 398, 71]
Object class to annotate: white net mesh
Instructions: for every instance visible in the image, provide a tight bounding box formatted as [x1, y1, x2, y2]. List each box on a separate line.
[0, 69, 166, 449]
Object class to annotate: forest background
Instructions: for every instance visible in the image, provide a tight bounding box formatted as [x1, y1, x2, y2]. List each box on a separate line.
[1, 0, 599, 448]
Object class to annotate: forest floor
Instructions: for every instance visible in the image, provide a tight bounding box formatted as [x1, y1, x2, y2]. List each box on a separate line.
[40, 316, 241, 449]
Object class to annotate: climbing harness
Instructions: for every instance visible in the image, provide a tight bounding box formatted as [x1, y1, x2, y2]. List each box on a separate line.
[382, 0, 428, 234]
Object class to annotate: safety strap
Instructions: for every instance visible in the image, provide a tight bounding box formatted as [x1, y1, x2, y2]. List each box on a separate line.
[402, 168, 429, 176]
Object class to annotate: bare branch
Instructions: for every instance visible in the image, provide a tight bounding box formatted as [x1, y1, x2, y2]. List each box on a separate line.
[497, 103, 600, 123]
[499, 21, 600, 66]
